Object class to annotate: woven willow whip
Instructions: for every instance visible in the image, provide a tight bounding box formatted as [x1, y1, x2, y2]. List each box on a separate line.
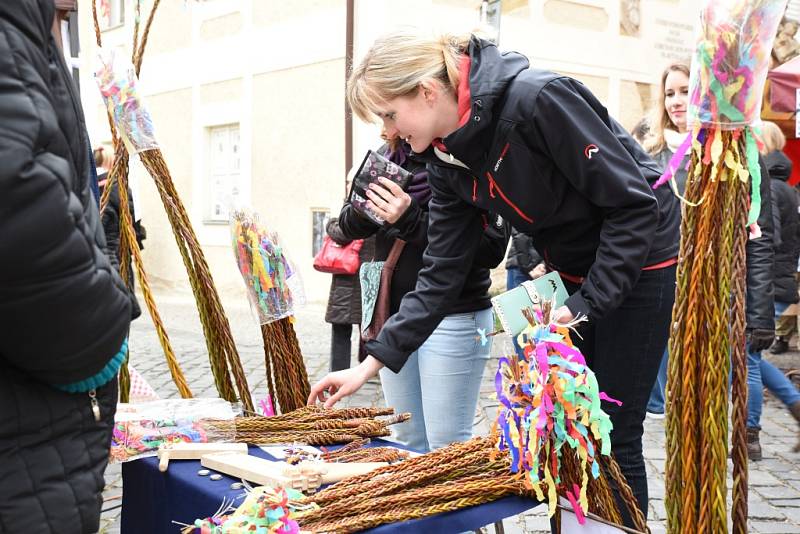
[92, 0, 254, 411]
[660, 2, 786, 532]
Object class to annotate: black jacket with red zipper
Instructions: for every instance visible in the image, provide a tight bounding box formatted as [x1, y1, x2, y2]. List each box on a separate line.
[365, 36, 681, 373]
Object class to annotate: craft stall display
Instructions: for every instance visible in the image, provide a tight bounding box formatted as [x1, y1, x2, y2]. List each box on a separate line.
[91, 0, 254, 412]
[653, 2, 787, 533]
[277, 298, 646, 533]
[110, 399, 239, 463]
[231, 211, 310, 413]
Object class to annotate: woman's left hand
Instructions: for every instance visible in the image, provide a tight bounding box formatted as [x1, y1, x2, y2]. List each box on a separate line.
[552, 305, 575, 325]
[366, 177, 411, 224]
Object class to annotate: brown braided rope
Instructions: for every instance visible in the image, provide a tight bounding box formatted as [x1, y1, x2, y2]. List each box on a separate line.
[117, 163, 192, 398]
[665, 130, 751, 534]
[730, 138, 751, 534]
[261, 318, 309, 413]
[139, 152, 254, 412]
[305, 447, 500, 505]
[301, 488, 517, 533]
[298, 474, 522, 528]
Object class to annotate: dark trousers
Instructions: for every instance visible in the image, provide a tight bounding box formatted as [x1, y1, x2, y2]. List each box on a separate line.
[566, 264, 676, 524]
[330, 323, 354, 372]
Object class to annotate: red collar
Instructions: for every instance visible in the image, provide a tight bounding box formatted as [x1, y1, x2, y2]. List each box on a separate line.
[433, 54, 472, 153]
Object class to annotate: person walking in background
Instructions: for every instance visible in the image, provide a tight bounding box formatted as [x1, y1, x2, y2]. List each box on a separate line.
[324, 216, 376, 373]
[761, 122, 800, 354]
[0, 1, 134, 531]
[505, 228, 545, 290]
[94, 145, 146, 321]
[745, 121, 800, 460]
[642, 62, 776, 428]
[327, 136, 509, 451]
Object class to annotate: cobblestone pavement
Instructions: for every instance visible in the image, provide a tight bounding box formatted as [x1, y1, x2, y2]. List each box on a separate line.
[100, 290, 800, 533]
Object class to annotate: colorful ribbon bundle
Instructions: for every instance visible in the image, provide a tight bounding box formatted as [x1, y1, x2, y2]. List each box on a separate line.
[184, 487, 312, 534]
[110, 399, 238, 462]
[231, 210, 304, 325]
[655, 0, 785, 227]
[94, 48, 158, 155]
[656, 2, 787, 533]
[493, 306, 616, 522]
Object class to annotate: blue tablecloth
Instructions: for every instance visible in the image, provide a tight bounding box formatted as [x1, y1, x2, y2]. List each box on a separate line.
[120, 440, 540, 533]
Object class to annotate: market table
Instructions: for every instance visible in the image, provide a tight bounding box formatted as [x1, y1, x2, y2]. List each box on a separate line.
[120, 439, 541, 533]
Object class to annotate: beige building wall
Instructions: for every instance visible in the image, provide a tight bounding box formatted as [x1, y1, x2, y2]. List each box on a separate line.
[78, 0, 698, 304]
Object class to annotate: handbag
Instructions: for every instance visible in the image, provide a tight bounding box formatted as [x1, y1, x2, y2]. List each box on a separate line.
[313, 236, 363, 275]
[359, 239, 406, 349]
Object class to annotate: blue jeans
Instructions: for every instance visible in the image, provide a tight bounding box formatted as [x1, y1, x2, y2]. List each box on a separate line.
[506, 266, 530, 291]
[747, 301, 800, 428]
[647, 348, 669, 414]
[379, 309, 493, 452]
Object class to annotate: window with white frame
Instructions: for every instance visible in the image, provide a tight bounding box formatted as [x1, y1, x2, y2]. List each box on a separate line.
[207, 124, 240, 222]
[99, 0, 125, 31]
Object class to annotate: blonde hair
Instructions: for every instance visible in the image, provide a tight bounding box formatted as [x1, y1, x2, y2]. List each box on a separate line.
[347, 28, 473, 123]
[760, 121, 786, 154]
[643, 61, 691, 155]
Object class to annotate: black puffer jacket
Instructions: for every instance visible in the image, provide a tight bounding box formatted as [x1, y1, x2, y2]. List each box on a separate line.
[0, 1, 132, 532]
[764, 151, 800, 304]
[324, 219, 375, 325]
[654, 149, 776, 329]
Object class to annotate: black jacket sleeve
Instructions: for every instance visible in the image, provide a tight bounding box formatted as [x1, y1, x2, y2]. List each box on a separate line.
[745, 158, 776, 331]
[0, 15, 131, 384]
[534, 78, 660, 319]
[365, 166, 484, 372]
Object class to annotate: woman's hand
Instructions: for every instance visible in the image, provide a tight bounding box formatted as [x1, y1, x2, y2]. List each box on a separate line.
[307, 355, 385, 408]
[366, 177, 411, 224]
[529, 263, 547, 280]
[552, 305, 575, 325]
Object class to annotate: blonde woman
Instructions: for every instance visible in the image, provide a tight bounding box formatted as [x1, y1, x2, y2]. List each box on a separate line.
[309, 29, 682, 521]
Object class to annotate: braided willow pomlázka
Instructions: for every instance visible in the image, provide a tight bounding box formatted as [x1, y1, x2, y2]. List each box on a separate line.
[91, 0, 191, 401]
[664, 131, 750, 534]
[261, 317, 310, 413]
[138, 152, 254, 413]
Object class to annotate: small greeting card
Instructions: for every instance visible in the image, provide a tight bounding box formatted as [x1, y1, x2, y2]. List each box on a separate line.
[349, 149, 413, 225]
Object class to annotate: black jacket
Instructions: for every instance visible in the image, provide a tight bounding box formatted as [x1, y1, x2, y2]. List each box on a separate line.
[765, 151, 799, 304]
[505, 228, 542, 272]
[0, 1, 132, 532]
[654, 149, 776, 329]
[324, 219, 376, 325]
[365, 38, 680, 372]
[337, 154, 510, 320]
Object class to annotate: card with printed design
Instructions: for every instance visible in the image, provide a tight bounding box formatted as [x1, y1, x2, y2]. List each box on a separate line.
[349, 150, 413, 225]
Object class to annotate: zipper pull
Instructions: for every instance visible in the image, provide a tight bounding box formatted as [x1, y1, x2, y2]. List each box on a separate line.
[89, 389, 101, 422]
[472, 178, 478, 202]
[488, 179, 496, 199]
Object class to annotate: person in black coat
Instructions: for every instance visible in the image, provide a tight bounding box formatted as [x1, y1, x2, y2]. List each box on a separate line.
[0, 2, 133, 532]
[746, 121, 800, 457]
[324, 218, 375, 372]
[761, 123, 800, 353]
[311, 31, 681, 520]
